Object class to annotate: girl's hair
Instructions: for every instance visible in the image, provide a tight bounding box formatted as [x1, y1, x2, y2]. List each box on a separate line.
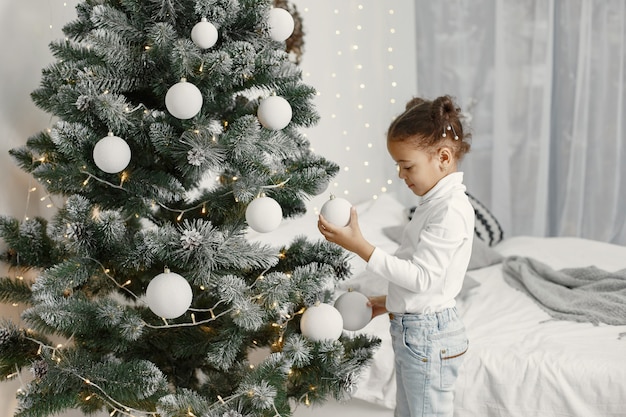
[387, 95, 471, 160]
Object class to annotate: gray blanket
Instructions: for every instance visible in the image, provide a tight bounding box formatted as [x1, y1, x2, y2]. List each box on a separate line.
[502, 256, 626, 326]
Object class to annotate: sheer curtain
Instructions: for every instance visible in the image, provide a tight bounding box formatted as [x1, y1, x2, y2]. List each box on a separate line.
[413, 0, 626, 245]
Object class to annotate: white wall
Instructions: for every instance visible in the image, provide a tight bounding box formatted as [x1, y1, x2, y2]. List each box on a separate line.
[0, 1, 416, 415]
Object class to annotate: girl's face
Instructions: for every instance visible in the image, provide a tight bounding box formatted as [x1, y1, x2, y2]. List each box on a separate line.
[387, 138, 453, 196]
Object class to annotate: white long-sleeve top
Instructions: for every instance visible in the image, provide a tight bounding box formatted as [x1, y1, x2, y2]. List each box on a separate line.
[366, 172, 474, 314]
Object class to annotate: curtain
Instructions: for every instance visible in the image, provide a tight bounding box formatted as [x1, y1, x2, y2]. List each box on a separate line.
[413, 0, 626, 245]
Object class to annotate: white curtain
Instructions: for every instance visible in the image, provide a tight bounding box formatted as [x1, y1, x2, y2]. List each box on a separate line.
[413, 0, 626, 245]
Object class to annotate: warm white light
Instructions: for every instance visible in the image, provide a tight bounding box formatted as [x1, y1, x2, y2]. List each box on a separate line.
[297, 2, 406, 204]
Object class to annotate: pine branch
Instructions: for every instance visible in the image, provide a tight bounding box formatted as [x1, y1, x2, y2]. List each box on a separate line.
[0, 322, 46, 380]
[0, 217, 61, 269]
[0, 277, 33, 305]
[49, 39, 100, 64]
[277, 237, 353, 280]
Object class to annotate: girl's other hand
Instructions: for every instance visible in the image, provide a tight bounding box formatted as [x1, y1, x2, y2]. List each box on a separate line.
[367, 295, 388, 318]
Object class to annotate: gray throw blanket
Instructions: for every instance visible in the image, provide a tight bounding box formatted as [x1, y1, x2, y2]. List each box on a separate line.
[502, 256, 626, 326]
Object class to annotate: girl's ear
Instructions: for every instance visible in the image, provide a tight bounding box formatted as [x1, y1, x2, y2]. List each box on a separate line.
[438, 147, 452, 170]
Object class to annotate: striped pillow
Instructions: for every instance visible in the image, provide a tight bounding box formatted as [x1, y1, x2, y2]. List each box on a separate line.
[466, 192, 504, 246]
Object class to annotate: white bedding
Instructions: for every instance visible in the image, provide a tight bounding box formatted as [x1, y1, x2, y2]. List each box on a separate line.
[248, 194, 626, 417]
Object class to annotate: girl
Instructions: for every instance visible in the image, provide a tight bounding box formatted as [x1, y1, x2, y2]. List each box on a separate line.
[318, 95, 473, 417]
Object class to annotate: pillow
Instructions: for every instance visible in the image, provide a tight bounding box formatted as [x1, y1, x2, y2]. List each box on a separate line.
[407, 192, 504, 247]
[466, 192, 504, 246]
[467, 235, 503, 270]
[382, 224, 503, 271]
[382, 225, 404, 243]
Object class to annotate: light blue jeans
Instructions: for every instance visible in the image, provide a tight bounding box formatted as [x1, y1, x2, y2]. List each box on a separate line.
[389, 307, 468, 417]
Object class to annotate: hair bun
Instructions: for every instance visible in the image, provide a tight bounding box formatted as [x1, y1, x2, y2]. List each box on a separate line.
[431, 95, 460, 125]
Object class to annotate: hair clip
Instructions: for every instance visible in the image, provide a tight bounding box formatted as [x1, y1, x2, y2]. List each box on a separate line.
[444, 124, 460, 140]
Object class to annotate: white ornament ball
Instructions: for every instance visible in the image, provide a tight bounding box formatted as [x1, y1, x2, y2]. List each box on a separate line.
[268, 8, 295, 42]
[320, 196, 352, 227]
[245, 196, 283, 233]
[165, 79, 203, 120]
[300, 303, 343, 342]
[257, 96, 292, 130]
[146, 270, 193, 319]
[334, 291, 372, 331]
[93, 133, 131, 174]
[191, 18, 218, 49]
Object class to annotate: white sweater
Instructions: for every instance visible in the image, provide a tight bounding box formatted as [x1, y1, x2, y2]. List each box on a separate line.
[366, 172, 475, 314]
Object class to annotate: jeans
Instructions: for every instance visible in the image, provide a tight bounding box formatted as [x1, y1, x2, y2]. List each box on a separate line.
[389, 307, 468, 417]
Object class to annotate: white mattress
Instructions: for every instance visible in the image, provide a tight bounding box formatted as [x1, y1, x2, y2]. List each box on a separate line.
[454, 236, 626, 417]
[248, 194, 626, 417]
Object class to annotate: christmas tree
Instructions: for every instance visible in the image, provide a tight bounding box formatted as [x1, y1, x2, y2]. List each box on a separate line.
[0, 1, 380, 416]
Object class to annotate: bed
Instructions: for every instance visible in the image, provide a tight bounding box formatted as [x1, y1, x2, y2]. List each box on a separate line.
[248, 193, 626, 417]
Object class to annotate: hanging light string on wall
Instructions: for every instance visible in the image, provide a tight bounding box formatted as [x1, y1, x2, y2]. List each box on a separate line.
[299, 2, 402, 205]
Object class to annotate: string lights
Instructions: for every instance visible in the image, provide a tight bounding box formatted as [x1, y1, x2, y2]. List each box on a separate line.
[295, 1, 418, 210]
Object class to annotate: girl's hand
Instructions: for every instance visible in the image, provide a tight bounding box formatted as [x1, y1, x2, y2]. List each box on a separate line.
[318, 207, 375, 262]
[367, 295, 388, 318]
